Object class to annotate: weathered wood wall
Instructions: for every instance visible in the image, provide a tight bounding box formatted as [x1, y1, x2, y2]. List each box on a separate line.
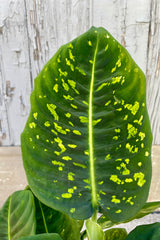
[0, 0, 160, 145]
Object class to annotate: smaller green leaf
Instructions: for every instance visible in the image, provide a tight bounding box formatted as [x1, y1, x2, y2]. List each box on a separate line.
[0, 190, 36, 240]
[33, 191, 82, 240]
[18, 233, 62, 240]
[125, 222, 160, 240]
[98, 201, 160, 229]
[130, 201, 160, 220]
[104, 228, 127, 240]
[86, 219, 104, 240]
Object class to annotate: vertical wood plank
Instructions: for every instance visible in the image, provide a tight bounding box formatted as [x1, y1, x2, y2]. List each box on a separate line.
[92, 0, 151, 73]
[0, 0, 32, 145]
[146, 0, 160, 144]
[0, 50, 11, 145]
[25, 0, 91, 80]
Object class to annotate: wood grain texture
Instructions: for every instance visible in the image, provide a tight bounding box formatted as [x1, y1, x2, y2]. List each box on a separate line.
[25, 0, 91, 81]
[146, 0, 160, 144]
[0, 0, 32, 145]
[0, 0, 160, 145]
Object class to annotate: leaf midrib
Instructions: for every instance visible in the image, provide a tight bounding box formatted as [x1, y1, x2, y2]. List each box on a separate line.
[8, 196, 12, 240]
[38, 200, 49, 233]
[89, 33, 98, 210]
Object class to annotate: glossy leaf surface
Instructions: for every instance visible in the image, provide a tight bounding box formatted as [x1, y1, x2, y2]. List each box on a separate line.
[34, 192, 82, 239]
[0, 190, 36, 240]
[104, 228, 127, 240]
[125, 222, 160, 240]
[98, 201, 160, 229]
[21, 26, 152, 221]
[18, 233, 62, 240]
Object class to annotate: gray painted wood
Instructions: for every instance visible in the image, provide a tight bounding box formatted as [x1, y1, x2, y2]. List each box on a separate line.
[0, 0, 160, 145]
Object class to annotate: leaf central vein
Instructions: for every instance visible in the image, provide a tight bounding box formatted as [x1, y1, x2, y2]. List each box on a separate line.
[89, 35, 98, 211]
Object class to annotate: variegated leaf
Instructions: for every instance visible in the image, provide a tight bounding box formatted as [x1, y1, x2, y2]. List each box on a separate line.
[21, 27, 152, 222]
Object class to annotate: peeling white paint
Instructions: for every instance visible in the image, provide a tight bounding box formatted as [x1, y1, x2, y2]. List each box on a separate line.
[0, 0, 160, 145]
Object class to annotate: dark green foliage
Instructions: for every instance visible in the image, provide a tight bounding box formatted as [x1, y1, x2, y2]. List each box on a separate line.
[104, 228, 127, 240]
[0, 190, 36, 240]
[21, 26, 152, 223]
[0, 26, 155, 240]
[34, 193, 82, 240]
[125, 222, 160, 240]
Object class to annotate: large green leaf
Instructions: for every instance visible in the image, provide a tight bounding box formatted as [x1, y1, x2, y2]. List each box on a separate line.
[0, 190, 36, 240]
[21, 26, 152, 221]
[98, 201, 160, 229]
[33, 191, 82, 239]
[125, 222, 160, 240]
[18, 233, 62, 240]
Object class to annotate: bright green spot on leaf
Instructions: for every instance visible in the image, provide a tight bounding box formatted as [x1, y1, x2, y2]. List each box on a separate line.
[79, 116, 88, 123]
[58, 69, 68, 77]
[88, 40, 92, 46]
[33, 112, 38, 120]
[113, 136, 119, 140]
[125, 178, 133, 183]
[65, 113, 71, 118]
[44, 121, 51, 127]
[70, 208, 76, 213]
[75, 66, 86, 76]
[138, 162, 142, 167]
[68, 121, 74, 127]
[126, 143, 138, 153]
[54, 122, 67, 135]
[134, 115, 143, 125]
[63, 95, 74, 101]
[73, 130, 81, 135]
[68, 49, 75, 62]
[134, 172, 146, 187]
[62, 156, 72, 161]
[127, 124, 137, 139]
[62, 79, 69, 91]
[53, 84, 58, 93]
[68, 172, 75, 181]
[70, 104, 78, 109]
[110, 175, 122, 185]
[73, 162, 86, 169]
[61, 193, 72, 199]
[139, 132, 145, 141]
[97, 82, 109, 92]
[52, 161, 65, 167]
[112, 76, 122, 84]
[115, 128, 121, 133]
[126, 197, 134, 205]
[105, 154, 111, 160]
[124, 101, 139, 115]
[68, 144, 77, 148]
[145, 151, 149, 156]
[105, 44, 109, 51]
[47, 104, 59, 121]
[115, 209, 122, 213]
[93, 119, 102, 126]
[29, 122, 36, 128]
[51, 129, 58, 135]
[111, 195, 121, 204]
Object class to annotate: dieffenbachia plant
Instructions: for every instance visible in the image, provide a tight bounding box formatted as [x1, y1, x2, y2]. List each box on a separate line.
[21, 26, 152, 221]
[1, 26, 159, 240]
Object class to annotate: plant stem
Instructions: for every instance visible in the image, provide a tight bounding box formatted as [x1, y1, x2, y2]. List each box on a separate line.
[91, 208, 97, 223]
